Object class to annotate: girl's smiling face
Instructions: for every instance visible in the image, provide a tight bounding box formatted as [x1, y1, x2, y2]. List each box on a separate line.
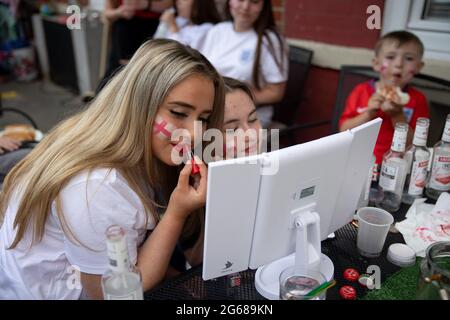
[229, 0, 264, 31]
[152, 74, 214, 166]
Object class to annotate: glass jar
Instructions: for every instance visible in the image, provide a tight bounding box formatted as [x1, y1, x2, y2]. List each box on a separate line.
[416, 242, 450, 300]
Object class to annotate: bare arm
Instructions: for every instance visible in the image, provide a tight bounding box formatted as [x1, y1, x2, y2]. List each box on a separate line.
[0, 137, 21, 154]
[253, 82, 286, 106]
[136, 207, 188, 290]
[160, 8, 178, 34]
[80, 159, 207, 299]
[104, 0, 120, 22]
[150, 0, 174, 13]
[340, 93, 382, 131]
[79, 211, 186, 300]
[183, 223, 204, 268]
[79, 273, 103, 300]
[104, 0, 134, 22]
[340, 112, 375, 131]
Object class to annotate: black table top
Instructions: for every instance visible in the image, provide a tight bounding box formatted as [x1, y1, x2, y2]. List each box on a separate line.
[144, 203, 414, 300]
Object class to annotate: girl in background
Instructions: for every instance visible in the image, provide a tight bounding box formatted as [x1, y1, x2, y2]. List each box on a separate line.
[155, 0, 222, 50]
[200, 0, 288, 128]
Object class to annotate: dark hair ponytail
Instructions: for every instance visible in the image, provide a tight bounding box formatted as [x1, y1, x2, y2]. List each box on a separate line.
[191, 0, 222, 25]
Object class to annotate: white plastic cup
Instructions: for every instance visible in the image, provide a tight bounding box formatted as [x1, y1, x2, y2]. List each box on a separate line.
[356, 207, 394, 258]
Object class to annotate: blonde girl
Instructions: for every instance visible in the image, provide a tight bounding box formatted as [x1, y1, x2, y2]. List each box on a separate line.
[0, 39, 224, 299]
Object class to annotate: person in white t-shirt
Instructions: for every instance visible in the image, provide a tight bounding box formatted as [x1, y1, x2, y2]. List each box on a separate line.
[154, 0, 222, 50]
[200, 0, 288, 128]
[0, 39, 225, 300]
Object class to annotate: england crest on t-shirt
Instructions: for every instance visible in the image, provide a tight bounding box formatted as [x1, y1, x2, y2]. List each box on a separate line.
[240, 49, 253, 64]
[403, 107, 414, 123]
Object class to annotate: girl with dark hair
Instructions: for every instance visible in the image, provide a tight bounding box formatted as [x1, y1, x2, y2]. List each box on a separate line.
[200, 0, 288, 128]
[155, 0, 222, 49]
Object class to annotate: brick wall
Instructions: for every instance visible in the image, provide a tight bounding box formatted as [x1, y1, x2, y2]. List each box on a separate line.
[285, 0, 384, 49]
[280, 0, 385, 143]
[272, 0, 286, 32]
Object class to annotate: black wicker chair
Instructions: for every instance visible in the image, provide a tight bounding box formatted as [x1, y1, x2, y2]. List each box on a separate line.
[269, 45, 331, 146]
[0, 94, 39, 129]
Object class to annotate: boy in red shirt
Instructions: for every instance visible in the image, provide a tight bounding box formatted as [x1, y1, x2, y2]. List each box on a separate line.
[339, 31, 429, 165]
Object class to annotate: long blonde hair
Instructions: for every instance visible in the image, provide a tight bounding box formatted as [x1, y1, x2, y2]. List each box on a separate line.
[1, 39, 225, 249]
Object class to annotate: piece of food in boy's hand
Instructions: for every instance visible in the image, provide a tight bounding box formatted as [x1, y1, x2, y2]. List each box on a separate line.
[2, 124, 36, 141]
[376, 86, 410, 105]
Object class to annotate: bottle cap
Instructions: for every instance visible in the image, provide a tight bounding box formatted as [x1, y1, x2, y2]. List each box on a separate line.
[391, 123, 408, 152]
[343, 268, 360, 282]
[339, 286, 356, 300]
[413, 118, 429, 146]
[387, 243, 416, 267]
[443, 114, 450, 142]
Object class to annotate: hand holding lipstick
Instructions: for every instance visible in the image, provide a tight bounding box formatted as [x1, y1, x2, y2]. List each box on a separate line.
[185, 148, 201, 189]
[168, 154, 207, 218]
[177, 144, 201, 189]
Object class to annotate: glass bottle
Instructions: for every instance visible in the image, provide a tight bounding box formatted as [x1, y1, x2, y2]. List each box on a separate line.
[376, 123, 408, 212]
[358, 154, 376, 209]
[416, 241, 450, 300]
[426, 114, 450, 200]
[101, 225, 143, 300]
[402, 118, 431, 204]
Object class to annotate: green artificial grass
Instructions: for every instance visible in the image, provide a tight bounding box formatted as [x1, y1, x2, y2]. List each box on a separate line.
[362, 259, 421, 300]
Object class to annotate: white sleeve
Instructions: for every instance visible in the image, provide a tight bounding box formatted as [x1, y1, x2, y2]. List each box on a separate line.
[189, 23, 214, 51]
[261, 32, 289, 84]
[197, 24, 219, 57]
[167, 30, 182, 43]
[60, 174, 151, 275]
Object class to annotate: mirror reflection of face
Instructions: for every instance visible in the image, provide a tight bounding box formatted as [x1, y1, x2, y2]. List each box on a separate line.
[229, 0, 264, 30]
[373, 40, 424, 88]
[152, 74, 214, 166]
[223, 89, 262, 158]
[176, 0, 194, 19]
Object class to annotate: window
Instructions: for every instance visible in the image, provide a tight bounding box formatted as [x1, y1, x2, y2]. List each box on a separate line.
[408, 0, 450, 31]
[383, 0, 450, 61]
[423, 0, 450, 21]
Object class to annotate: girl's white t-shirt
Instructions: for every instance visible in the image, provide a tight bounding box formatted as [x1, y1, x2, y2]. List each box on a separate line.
[200, 22, 289, 127]
[0, 168, 155, 299]
[167, 17, 214, 50]
[155, 16, 213, 50]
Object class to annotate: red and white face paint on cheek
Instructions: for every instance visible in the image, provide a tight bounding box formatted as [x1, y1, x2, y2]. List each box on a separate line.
[380, 61, 389, 75]
[153, 115, 177, 141]
[406, 68, 417, 80]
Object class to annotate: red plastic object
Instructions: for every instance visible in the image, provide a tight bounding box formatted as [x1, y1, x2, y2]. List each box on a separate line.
[339, 286, 356, 300]
[343, 268, 360, 282]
